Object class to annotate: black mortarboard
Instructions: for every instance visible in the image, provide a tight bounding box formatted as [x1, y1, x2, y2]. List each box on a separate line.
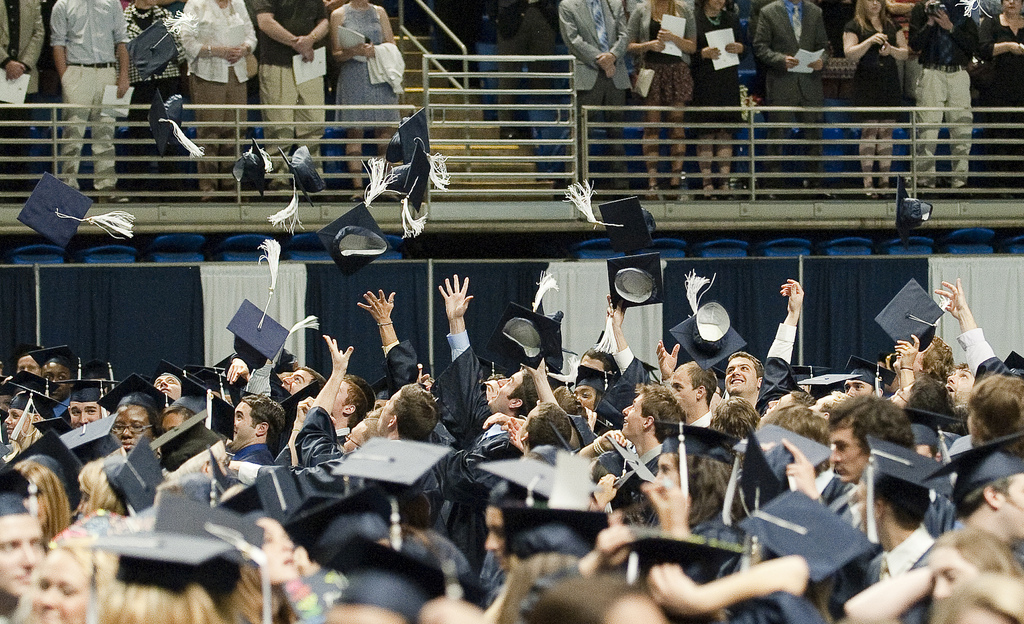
[316, 203, 390, 276]
[0, 470, 31, 517]
[233, 138, 270, 195]
[485, 302, 563, 370]
[800, 372, 858, 399]
[738, 490, 876, 582]
[149, 410, 223, 470]
[171, 376, 234, 439]
[670, 304, 747, 371]
[630, 534, 743, 583]
[896, 177, 932, 247]
[154, 491, 263, 549]
[867, 436, 949, 519]
[791, 365, 826, 383]
[874, 279, 943, 351]
[1004, 351, 1024, 372]
[740, 430, 786, 512]
[662, 425, 738, 463]
[501, 507, 608, 559]
[63, 379, 105, 404]
[597, 196, 653, 253]
[284, 485, 391, 556]
[480, 458, 556, 501]
[97, 373, 168, 413]
[927, 430, 1024, 507]
[220, 467, 304, 523]
[227, 300, 290, 363]
[10, 389, 58, 421]
[148, 89, 183, 156]
[94, 532, 240, 595]
[103, 438, 163, 514]
[733, 424, 831, 467]
[846, 356, 897, 388]
[18, 173, 93, 248]
[60, 416, 121, 462]
[28, 345, 79, 375]
[81, 359, 115, 381]
[385, 108, 429, 164]
[127, 21, 178, 82]
[387, 139, 430, 213]
[15, 430, 83, 509]
[33, 416, 72, 435]
[606, 252, 663, 308]
[1, 371, 49, 396]
[329, 438, 451, 489]
[574, 364, 608, 393]
[152, 360, 185, 385]
[279, 146, 325, 207]
[905, 407, 961, 437]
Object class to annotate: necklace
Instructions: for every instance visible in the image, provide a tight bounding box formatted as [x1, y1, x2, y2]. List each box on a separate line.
[707, 11, 721, 24]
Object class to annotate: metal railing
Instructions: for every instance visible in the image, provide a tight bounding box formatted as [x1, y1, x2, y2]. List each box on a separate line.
[396, 0, 468, 90]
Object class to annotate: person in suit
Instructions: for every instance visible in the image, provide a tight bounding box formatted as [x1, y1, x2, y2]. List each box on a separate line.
[753, 0, 830, 194]
[560, 0, 631, 189]
[495, 0, 559, 140]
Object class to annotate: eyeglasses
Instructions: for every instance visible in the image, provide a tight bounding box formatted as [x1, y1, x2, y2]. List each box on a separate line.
[111, 423, 153, 435]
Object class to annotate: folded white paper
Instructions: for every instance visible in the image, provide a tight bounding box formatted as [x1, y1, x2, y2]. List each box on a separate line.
[101, 84, 134, 118]
[706, 28, 740, 70]
[292, 47, 327, 84]
[790, 48, 824, 73]
[659, 14, 687, 57]
[0, 74, 30, 104]
[337, 26, 368, 62]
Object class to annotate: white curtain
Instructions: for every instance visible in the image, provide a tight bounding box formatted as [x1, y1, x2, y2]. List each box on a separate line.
[929, 257, 1024, 360]
[200, 263, 309, 366]
[544, 261, 664, 370]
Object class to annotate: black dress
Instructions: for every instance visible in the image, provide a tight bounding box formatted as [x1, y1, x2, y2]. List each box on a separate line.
[690, 8, 745, 128]
[843, 19, 902, 120]
[978, 15, 1024, 183]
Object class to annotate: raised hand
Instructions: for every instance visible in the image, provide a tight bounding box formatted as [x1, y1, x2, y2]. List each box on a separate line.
[781, 279, 804, 325]
[934, 278, 977, 332]
[895, 334, 920, 370]
[323, 334, 353, 376]
[357, 290, 395, 324]
[438, 274, 473, 334]
[226, 357, 250, 384]
[657, 340, 680, 380]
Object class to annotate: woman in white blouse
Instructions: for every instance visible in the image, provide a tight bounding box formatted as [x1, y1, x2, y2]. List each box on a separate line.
[180, 0, 257, 200]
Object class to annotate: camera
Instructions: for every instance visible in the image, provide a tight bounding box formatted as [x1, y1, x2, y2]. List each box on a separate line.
[924, 0, 945, 16]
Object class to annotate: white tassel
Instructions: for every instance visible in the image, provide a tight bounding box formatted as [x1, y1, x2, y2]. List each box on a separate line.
[401, 196, 427, 238]
[161, 119, 204, 158]
[363, 158, 396, 207]
[956, 0, 989, 17]
[55, 209, 136, 239]
[684, 270, 715, 316]
[547, 352, 580, 385]
[164, 11, 199, 35]
[428, 152, 451, 190]
[532, 271, 559, 312]
[268, 184, 301, 234]
[594, 316, 617, 354]
[257, 239, 281, 329]
[258, 146, 273, 173]
[564, 180, 619, 227]
[286, 315, 319, 337]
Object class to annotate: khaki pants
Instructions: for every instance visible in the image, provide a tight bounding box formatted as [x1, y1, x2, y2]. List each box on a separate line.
[190, 72, 248, 193]
[258, 64, 324, 159]
[915, 68, 972, 188]
[60, 65, 118, 191]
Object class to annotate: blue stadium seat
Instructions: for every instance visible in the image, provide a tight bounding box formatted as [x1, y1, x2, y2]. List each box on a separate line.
[143, 234, 206, 262]
[998, 235, 1024, 254]
[74, 245, 137, 263]
[690, 239, 749, 258]
[939, 228, 995, 254]
[570, 238, 618, 260]
[5, 244, 66, 264]
[816, 237, 873, 256]
[877, 236, 934, 255]
[645, 238, 687, 258]
[754, 238, 812, 257]
[213, 234, 273, 262]
[382, 234, 404, 259]
[282, 232, 329, 261]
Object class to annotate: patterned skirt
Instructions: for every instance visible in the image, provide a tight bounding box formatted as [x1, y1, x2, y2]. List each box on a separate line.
[643, 60, 693, 107]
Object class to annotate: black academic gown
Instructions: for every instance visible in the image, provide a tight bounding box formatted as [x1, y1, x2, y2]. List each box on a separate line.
[755, 357, 799, 416]
[594, 358, 651, 430]
[977, 356, 1013, 380]
[294, 406, 343, 467]
[433, 347, 493, 451]
[385, 340, 421, 395]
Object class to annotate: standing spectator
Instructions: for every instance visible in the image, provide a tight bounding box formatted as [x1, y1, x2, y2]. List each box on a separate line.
[977, 0, 1024, 193]
[844, 0, 908, 197]
[123, 0, 184, 193]
[626, 0, 696, 198]
[753, 0, 830, 195]
[0, 0, 44, 193]
[908, 0, 977, 191]
[329, 0, 399, 196]
[179, 0, 256, 200]
[691, 0, 745, 198]
[252, 0, 328, 189]
[887, 0, 923, 101]
[560, 0, 631, 190]
[495, 0, 559, 140]
[50, 0, 130, 202]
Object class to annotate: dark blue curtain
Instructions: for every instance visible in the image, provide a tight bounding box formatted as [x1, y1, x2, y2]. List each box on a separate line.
[802, 257, 929, 369]
[430, 261, 550, 374]
[304, 262, 430, 383]
[0, 267, 39, 372]
[38, 266, 204, 378]
[662, 259, 801, 369]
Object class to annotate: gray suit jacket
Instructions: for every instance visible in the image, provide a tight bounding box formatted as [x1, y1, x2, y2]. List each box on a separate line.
[0, 0, 45, 93]
[559, 0, 631, 91]
[753, 0, 828, 105]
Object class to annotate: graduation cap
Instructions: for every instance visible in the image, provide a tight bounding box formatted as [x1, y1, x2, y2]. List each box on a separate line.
[733, 424, 831, 467]
[500, 506, 608, 559]
[740, 430, 786, 513]
[905, 407, 961, 459]
[606, 252, 663, 308]
[1004, 351, 1024, 373]
[10, 389, 59, 422]
[81, 359, 115, 381]
[33, 415, 72, 436]
[896, 176, 932, 248]
[220, 467, 305, 523]
[662, 425, 738, 464]
[28, 345, 78, 372]
[328, 438, 451, 489]
[738, 490, 876, 582]
[800, 372, 858, 400]
[387, 138, 430, 213]
[127, 20, 178, 81]
[316, 203, 390, 276]
[62, 379, 106, 404]
[0, 469, 32, 517]
[227, 299, 290, 365]
[847, 356, 897, 390]
[485, 302, 563, 370]
[874, 279, 944, 351]
[927, 430, 1024, 507]
[94, 531, 241, 595]
[630, 533, 743, 583]
[149, 410, 222, 470]
[18, 173, 93, 248]
[670, 305, 747, 372]
[15, 429, 84, 509]
[60, 415, 121, 462]
[865, 435, 949, 526]
[480, 458, 556, 503]
[0, 371, 49, 396]
[233, 138, 271, 195]
[597, 196, 654, 254]
[149, 89, 205, 157]
[97, 373, 168, 413]
[283, 485, 391, 557]
[574, 364, 609, 394]
[385, 108, 429, 164]
[154, 491, 263, 548]
[279, 146, 325, 207]
[152, 359, 185, 386]
[102, 438, 163, 514]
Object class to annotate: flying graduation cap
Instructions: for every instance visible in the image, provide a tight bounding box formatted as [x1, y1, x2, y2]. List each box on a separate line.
[227, 299, 290, 367]
[598, 196, 655, 254]
[279, 146, 325, 206]
[385, 108, 429, 164]
[126, 20, 179, 81]
[670, 271, 746, 371]
[149, 90, 204, 157]
[485, 302, 564, 370]
[316, 203, 390, 275]
[874, 279, 944, 351]
[19, 173, 135, 247]
[234, 138, 272, 196]
[607, 252, 664, 308]
[896, 177, 932, 248]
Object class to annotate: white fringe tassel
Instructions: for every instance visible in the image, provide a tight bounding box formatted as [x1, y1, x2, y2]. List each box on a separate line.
[532, 271, 559, 312]
[286, 315, 319, 337]
[164, 11, 199, 35]
[564, 180, 618, 227]
[268, 183, 301, 234]
[55, 209, 136, 239]
[428, 153, 451, 190]
[401, 196, 427, 239]
[363, 158, 397, 207]
[685, 270, 715, 316]
[257, 239, 281, 328]
[594, 316, 617, 354]
[161, 119, 205, 158]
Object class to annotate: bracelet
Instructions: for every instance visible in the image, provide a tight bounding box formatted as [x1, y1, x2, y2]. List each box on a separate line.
[377, 321, 393, 326]
[207, 44, 212, 56]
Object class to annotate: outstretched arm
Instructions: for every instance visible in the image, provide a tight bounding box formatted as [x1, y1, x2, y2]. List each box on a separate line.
[935, 279, 1001, 376]
[766, 279, 803, 362]
[439, 274, 473, 360]
[358, 290, 399, 352]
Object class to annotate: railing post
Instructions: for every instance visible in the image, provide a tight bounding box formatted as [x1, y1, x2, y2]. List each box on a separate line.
[747, 106, 756, 201]
[910, 107, 918, 195]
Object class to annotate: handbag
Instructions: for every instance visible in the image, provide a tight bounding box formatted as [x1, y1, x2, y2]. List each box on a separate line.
[633, 67, 655, 97]
[246, 52, 258, 79]
[967, 57, 996, 93]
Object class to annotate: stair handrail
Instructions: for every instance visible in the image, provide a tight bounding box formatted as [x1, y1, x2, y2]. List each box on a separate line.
[397, 0, 468, 90]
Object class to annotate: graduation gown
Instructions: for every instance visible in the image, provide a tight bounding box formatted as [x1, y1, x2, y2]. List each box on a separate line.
[755, 357, 800, 416]
[433, 347, 493, 450]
